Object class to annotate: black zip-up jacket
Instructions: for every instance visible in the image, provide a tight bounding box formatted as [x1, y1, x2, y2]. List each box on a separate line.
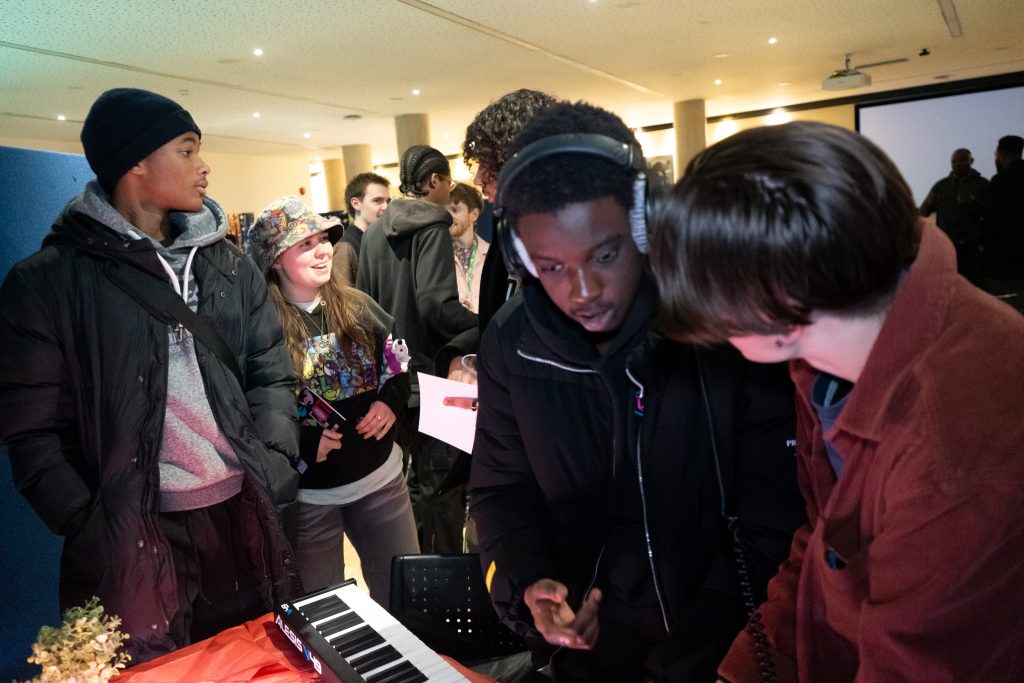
[469, 278, 805, 681]
[0, 204, 302, 663]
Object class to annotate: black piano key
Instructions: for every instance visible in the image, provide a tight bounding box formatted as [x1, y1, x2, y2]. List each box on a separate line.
[351, 644, 402, 673]
[318, 610, 363, 638]
[365, 660, 427, 683]
[300, 594, 349, 622]
[333, 625, 386, 658]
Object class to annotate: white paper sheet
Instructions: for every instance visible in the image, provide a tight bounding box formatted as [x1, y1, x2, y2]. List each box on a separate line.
[417, 372, 479, 453]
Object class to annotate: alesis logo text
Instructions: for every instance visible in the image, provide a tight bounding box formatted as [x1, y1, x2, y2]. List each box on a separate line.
[275, 611, 323, 674]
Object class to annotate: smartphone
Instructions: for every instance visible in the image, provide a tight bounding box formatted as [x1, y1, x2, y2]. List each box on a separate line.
[297, 386, 347, 433]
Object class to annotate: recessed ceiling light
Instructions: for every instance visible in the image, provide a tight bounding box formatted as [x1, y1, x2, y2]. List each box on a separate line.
[303, 132, 311, 139]
[714, 79, 722, 85]
[713, 52, 730, 59]
[412, 88, 421, 96]
[56, 114, 66, 121]
[765, 108, 791, 125]
[253, 48, 264, 57]
[252, 112, 261, 119]
[768, 36, 778, 45]
[777, 81, 791, 86]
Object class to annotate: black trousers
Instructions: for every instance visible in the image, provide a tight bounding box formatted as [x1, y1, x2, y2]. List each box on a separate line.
[396, 405, 467, 554]
[159, 492, 267, 646]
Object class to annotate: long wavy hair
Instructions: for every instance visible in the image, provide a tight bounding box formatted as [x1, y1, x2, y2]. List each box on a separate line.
[266, 258, 374, 378]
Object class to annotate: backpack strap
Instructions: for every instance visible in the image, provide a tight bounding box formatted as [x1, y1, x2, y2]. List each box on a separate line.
[103, 260, 245, 388]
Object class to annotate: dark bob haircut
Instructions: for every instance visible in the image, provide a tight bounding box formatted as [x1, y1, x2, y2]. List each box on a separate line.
[648, 121, 920, 344]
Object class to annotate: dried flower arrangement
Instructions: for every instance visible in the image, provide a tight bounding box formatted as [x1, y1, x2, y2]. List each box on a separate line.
[23, 596, 131, 683]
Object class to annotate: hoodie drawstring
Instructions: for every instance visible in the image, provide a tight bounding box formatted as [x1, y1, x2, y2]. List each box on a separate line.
[154, 247, 199, 342]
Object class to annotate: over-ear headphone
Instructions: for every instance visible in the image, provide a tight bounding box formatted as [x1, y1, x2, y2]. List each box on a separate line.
[492, 132, 655, 279]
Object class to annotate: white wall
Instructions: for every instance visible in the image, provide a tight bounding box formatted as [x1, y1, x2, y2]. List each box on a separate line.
[858, 86, 1024, 205]
[202, 150, 313, 215]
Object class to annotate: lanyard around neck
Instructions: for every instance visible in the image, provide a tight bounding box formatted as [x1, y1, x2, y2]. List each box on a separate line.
[466, 239, 478, 295]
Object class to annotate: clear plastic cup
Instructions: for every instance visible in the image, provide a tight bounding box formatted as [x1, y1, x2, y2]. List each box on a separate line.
[460, 354, 478, 384]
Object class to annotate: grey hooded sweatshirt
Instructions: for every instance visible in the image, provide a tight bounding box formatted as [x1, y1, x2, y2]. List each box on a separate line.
[74, 182, 243, 512]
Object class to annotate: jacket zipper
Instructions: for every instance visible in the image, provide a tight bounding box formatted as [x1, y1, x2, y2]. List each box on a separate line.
[626, 367, 671, 634]
[517, 346, 669, 633]
[516, 349, 598, 374]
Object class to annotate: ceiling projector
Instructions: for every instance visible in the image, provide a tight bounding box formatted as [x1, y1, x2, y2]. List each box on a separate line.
[822, 70, 871, 90]
[822, 54, 872, 91]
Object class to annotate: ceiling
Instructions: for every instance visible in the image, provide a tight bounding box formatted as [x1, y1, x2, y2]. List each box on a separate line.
[2, 0, 1023, 166]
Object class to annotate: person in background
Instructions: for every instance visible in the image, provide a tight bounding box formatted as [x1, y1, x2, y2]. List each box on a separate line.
[448, 182, 490, 313]
[919, 147, 988, 283]
[356, 145, 477, 553]
[250, 195, 416, 608]
[469, 100, 804, 682]
[335, 172, 391, 285]
[981, 134, 1024, 304]
[0, 88, 302, 663]
[648, 121, 1024, 682]
[462, 88, 556, 333]
[435, 89, 556, 385]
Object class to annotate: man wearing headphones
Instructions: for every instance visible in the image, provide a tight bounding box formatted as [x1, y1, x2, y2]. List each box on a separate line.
[468, 101, 805, 682]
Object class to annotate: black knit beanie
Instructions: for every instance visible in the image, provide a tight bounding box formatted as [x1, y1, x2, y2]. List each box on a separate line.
[81, 88, 201, 194]
[399, 145, 450, 196]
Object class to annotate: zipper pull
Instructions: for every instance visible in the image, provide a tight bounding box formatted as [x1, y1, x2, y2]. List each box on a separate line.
[174, 323, 185, 343]
[634, 389, 644, 416]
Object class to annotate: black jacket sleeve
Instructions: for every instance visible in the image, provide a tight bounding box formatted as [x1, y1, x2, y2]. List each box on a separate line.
[238, 257, 302, 501]
[412, 225, 477, 340]
[468, 320, 559, 638]
[647, 350, 804, 683]
[0, 265, 92, 536]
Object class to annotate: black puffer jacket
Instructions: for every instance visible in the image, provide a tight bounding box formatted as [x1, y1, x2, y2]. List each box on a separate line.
[469, 278, 806, 681]
[0, 204, 302, 662]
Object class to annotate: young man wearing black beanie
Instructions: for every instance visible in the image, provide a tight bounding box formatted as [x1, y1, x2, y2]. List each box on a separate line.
[0, 88, 303, 664]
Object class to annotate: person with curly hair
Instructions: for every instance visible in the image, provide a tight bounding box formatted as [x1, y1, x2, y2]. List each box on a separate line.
[463, 89, 556, 331]
[428, 90, 559, 513]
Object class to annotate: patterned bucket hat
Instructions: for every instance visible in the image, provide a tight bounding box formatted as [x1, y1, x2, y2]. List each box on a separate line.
[249, 195, 343, 275]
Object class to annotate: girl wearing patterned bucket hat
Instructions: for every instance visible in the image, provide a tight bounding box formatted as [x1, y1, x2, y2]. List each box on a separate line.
[251, 195, 419, 605]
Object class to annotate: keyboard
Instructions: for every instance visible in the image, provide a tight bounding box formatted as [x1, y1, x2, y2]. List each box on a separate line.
[275, 580, 469, 683]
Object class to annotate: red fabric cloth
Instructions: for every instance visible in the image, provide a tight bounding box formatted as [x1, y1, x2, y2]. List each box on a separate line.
[120, 613, 496, 683]
[719, 224, 1024, 682]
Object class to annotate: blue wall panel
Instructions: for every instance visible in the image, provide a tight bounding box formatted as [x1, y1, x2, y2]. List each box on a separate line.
[0, 146, 94, 680]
